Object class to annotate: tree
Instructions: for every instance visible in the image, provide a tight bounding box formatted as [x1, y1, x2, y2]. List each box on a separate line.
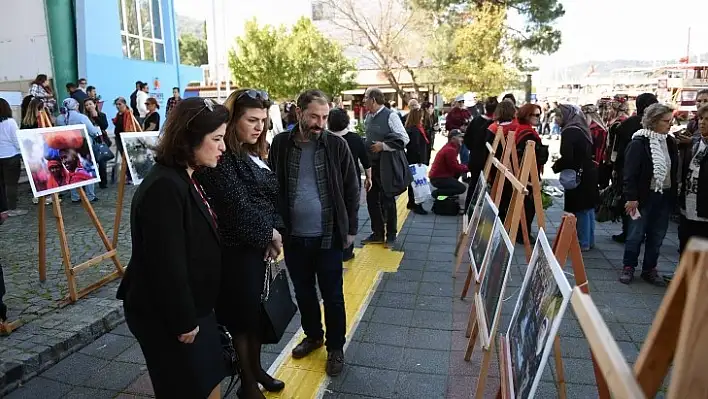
[318, 0, 431, 101]
[228, 18, 356, 100]
[179, 22, 208, 66]
[438, 3, 521, 97]
[411, 0, 565, 56]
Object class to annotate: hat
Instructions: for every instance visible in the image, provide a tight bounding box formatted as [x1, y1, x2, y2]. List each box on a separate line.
[454, 95, 465, 103]
[449, 129, 463, 138]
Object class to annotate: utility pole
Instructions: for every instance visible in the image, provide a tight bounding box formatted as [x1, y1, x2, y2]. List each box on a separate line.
[211, 0, 221, 101]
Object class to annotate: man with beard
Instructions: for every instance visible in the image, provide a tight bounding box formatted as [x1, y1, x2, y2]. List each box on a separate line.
[361, 87, 410, 247]
[268, 89, 360, 377]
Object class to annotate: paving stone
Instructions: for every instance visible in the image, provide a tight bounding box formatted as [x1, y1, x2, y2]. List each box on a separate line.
[404, 235, 432, 244]
[405, 328, 452, 351]
[393, 372, 447, 398]
[4, 376, 73, 399]
[63, 386, 117, 399]
[376, 292, 417, 309]
[416, 295, 453, 313]
[370, 307, 413, 326]
[398, 259, 426, 271]
[337, 365, 399, 398]
[362, 323, 408, 347]
[387, 270, 423, 283]
[400, 348, 450, 375]
[114, 343, 146, 365]
[349, 342, 405, 371]
[82, 361, 145, 391]
[123, 372, 154, 396]
[40, 353, 110, 386]
[421, 271, 452, 283]
[418, 282, 453, 297]
[410, 310, 453, 330]
[79, 333, 135, 360]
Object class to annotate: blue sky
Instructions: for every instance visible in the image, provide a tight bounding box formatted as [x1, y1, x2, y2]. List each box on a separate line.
[175, 0, 708, 71]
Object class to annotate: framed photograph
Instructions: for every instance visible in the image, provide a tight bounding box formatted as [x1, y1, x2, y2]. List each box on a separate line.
[467, 193, 498, 282]
[505, 229, 573, 399]
[121, 132, 159, 185]
[475, 219, 514, 349]
[17, 124, 100, 198]
[464, 172, 487, 234]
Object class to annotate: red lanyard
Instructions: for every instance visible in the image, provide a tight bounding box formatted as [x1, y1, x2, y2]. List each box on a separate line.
[190, 178, 218, 229]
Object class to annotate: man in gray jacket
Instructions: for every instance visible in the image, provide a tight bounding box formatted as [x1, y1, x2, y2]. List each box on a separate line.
[361, 87, 410, 247]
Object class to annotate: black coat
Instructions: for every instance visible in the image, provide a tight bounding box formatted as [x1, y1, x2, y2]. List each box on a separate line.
[117, 163, 221, 336]
[679, 140, 708, 218]
[623, 136, 679, 208]
[405, 126, 429, 165]
[464, 115, 494, 172]
[613, 115, 642, 174]
[552, 127, 599, 212]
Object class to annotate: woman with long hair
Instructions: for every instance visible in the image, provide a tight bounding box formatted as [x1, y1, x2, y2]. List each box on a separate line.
[404, 107, 430, 214]
[28, 74, 55, 113]
[582, 104, 611, 188]
[21, 98, 45, 129]
[83, 98, 112, 188]
[196, 89, 285, 399]
[0, 98, 25, 217]
[116, 97, 228, 399]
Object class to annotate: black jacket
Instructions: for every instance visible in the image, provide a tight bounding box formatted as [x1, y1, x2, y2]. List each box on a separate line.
[614, 115, 642, 174]
[196, 151, 284, 250]
[269, 128, 360, 244]
[341, 131, 370, 178]
[405, 126, 429, 165]
[464, 115, 494, 172]
[552, 127, 599, 212]
[623, 136, 679, 207]
[116, 163, 221, 336]
[680, 141, 708, 218]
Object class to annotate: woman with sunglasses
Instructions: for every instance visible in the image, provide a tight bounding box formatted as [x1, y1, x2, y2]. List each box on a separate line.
[196, 89, 284, 399]
[116, 97, 228, 399]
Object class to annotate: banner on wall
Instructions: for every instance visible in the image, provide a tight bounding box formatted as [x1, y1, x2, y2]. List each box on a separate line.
[149, 77, 164, 106]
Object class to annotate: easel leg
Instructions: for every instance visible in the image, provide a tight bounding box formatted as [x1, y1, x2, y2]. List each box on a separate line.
[111, 157, 128, 250]
[553, 334, 568, 399]
[460, 264, 474, 300]
[52, 193, 77, 302]
[464, 316, 479, 361]
[454, 234, 470, 277]
[38, 196, 46, 282]
[465, 290, 477, 338]
[474, 339, 496, 398]
[78, 188, 124, 273]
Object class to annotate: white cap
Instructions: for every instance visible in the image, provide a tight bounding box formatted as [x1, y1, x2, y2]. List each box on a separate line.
[454, 94, 465, 103]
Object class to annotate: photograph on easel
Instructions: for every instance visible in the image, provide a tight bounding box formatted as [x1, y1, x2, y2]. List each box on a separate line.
[468, 193, 498, 281]
[464, 171, 488, 233]
[476, 219, 514, 349]
[506, 229, 572, 399]
[121, 132, 159, 185]
[17, 124, 101, 197]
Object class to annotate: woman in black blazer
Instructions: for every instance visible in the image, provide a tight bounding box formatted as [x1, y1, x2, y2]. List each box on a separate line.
[116, 97, 228, 399]
[404, 107, 430, 215]
[196, 89, 284, 399]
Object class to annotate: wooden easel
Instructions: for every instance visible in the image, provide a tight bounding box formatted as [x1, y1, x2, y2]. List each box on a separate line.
[634, 238, 708, 398]
[453, 128, 505, 275]
[0, 314, 22, 335]
[35, 111, 124, 303]
[111, 113, 142, 249]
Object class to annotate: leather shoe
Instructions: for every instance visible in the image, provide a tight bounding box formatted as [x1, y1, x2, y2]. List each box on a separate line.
[292, 337, 324, 359]
[257, 369, 285, 392]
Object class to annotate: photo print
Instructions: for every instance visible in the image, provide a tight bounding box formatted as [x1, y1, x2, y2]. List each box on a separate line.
[468, 193, 499, 282]
[121, 132, 159, 185]
[506, 229, 573, 399]
[464, 171, 488, 233]
[17, 125, 100, 198]
[477, 220, 514, 349]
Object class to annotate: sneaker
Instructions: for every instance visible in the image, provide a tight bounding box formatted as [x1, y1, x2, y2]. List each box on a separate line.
[619, 267, 634, 284]
[291, 337, 324, 359]
[326, 349, 344, 377]
[361, 234, 384, 245]
[640, 269, 667, 287]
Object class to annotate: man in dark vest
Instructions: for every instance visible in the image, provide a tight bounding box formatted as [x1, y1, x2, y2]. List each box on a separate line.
[361, 87, 410, 247]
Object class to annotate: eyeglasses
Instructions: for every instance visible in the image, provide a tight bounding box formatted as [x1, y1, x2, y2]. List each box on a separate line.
[237, 89, 269, 102]
[532, 113, 541, 117]
[186, 98, 216, 127]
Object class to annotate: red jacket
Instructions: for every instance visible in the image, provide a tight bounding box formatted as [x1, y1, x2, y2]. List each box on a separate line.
[445, 107, 472, 131]
[429, 142, 468, 179]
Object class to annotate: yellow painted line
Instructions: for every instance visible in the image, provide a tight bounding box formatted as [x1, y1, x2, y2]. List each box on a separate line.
[265, 195, 410, 399]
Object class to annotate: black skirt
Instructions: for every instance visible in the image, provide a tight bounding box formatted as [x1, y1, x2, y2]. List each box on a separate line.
[125, 310, 225, 398]
[216, 245, 266, 334]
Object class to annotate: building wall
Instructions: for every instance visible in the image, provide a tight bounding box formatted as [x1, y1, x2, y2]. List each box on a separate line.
[0, 0, 53, 86]
[75, 0, 201, 128]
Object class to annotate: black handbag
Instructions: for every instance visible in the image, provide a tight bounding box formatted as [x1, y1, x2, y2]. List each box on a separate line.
[93, 139, 115, 163]
[261, 258, 298, 345]
[218, 324, 240, 397]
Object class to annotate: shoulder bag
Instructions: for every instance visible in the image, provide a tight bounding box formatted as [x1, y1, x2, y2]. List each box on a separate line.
[261, 258, 298, 344]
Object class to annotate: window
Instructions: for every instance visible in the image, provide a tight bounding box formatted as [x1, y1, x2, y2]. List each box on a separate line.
[311, 1, 334, 21]
[119, 0, 166, 62]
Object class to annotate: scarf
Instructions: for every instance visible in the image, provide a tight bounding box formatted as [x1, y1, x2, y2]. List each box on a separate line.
[558, 104, 592, 144]
[417, 124, 430, 144]
[632, 129, 669, 192]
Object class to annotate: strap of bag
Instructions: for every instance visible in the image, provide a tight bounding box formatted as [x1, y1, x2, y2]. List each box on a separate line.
[261, 258, 279, 302]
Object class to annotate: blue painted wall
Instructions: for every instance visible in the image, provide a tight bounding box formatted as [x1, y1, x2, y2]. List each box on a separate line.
[74, 0, 202, 130]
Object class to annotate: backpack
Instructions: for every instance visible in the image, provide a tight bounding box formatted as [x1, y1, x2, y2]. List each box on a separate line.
[432, 197, 460, 216]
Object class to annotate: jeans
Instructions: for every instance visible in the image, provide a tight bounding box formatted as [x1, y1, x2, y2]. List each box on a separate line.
[284, 236, 346, 351]
[0, 155, 22, 209]
[459, 144, 470, 165]
[367, 162, 397, 238]
[430, 177, 466, 198]
[97, 160, 108, 188]
[623, 192, 672, 270]
[574, 208, 595, 250]
[70, 183, 96, 202]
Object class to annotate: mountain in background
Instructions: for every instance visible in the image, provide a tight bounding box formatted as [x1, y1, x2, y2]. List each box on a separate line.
[538, 53, 708, 81]
[176, 14, 206, 38]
